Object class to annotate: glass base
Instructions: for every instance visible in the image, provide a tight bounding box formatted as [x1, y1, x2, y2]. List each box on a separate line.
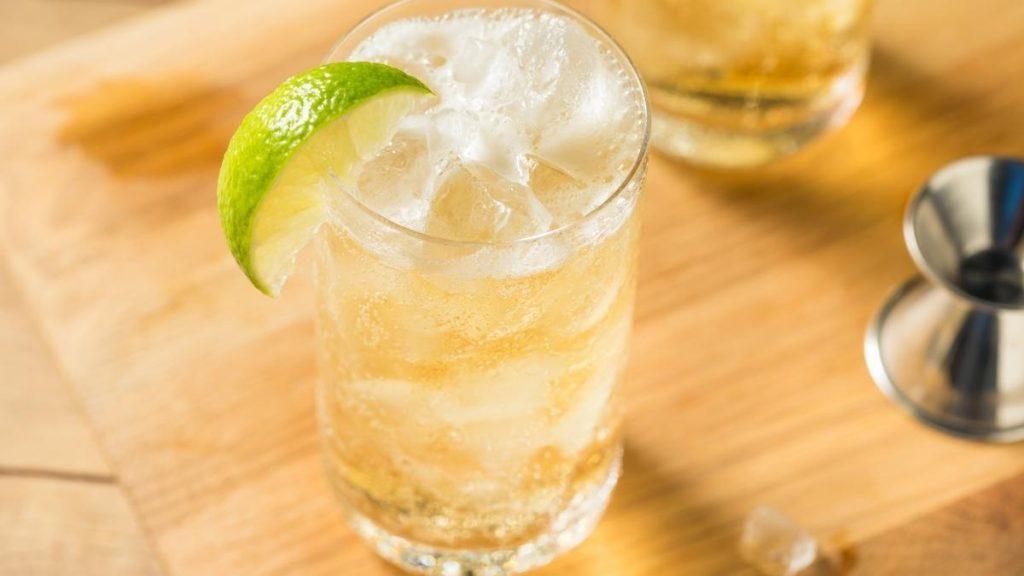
[339, 449, 622, 576]
[650, 79, 866, 169]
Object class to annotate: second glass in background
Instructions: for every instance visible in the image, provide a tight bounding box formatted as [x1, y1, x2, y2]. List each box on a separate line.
[588, 0, 873, 167]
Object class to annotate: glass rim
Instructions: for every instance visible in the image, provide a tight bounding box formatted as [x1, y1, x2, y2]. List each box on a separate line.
[322, 0, 651, 248]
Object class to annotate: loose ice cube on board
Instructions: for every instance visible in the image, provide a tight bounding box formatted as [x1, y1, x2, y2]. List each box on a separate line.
[740, 507, 837, 576]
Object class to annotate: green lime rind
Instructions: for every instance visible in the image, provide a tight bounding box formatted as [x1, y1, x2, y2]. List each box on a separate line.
[217, 62, 432, 295]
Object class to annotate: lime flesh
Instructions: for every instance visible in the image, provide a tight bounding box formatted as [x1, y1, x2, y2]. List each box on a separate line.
[217, 62, 433, 296]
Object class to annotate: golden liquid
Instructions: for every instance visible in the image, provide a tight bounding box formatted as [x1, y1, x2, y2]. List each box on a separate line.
[314, 199, 640, 549]
[589, 0, 873, 162]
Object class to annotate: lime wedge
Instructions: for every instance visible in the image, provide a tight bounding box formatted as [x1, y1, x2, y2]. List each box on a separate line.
[217, 62, 433, 296]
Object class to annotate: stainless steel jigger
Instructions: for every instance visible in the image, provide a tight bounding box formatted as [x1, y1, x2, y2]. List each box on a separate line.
[865, 156, 1024, 442]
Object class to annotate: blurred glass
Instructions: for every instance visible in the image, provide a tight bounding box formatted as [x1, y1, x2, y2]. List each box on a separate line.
[588, 0, 874, 167]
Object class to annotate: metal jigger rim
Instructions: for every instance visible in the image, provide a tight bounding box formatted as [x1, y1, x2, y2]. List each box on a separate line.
[902, 155, 1024, 313]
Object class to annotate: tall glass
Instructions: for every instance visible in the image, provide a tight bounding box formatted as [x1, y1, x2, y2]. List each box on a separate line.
[315, 1, 649, 574]
[588, 0, 874, 167]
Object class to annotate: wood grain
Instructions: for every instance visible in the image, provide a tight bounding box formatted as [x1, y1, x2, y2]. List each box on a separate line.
[0, 1, 169, 64]
[0, 5, 170, 572]
[853, 471, 1024, 575]
[0, 239, 162, 574]
[0, 477, 162, 575]
[0, 258, 109, 476]
[1, 0, 1024, 574]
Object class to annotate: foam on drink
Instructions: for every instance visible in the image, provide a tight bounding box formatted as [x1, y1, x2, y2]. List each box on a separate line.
[346, 8, 646, 243]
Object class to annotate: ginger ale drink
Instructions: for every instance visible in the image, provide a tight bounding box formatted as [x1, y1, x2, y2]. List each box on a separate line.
[315, 1, 648, 573]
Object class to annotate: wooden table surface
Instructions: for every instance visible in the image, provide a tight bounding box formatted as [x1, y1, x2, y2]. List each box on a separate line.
[2, 0, 1024, 574]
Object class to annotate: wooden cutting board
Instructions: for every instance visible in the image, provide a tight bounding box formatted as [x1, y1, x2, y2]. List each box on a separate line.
[2, 0, 1024, 574]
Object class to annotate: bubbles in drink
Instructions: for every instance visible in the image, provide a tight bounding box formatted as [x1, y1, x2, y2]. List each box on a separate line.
[316, 6, 646, 560]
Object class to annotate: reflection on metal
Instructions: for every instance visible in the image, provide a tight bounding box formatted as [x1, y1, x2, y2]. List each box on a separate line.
[866, 156, 1024, 442]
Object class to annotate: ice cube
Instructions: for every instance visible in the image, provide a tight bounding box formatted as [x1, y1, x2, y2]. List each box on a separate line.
[519, 16, 641, 184]
[528, 155, 602, 225]
[426, 162, 552, 242]
[451, 36, 518, 109]
[345, 9, 645, 250]
[507, 13, 571, 103]
[442, 355, 558, 425]
[349, 359, 562, 472]
[535, 65, 634, 184]
[349, 20, 456, 94]
[450, 36, 493, 87]
[350, 127, 434, 230]
[740, 507, 837, 576]
[550, 367, 617, 455]
[420, 107, 531, 186]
